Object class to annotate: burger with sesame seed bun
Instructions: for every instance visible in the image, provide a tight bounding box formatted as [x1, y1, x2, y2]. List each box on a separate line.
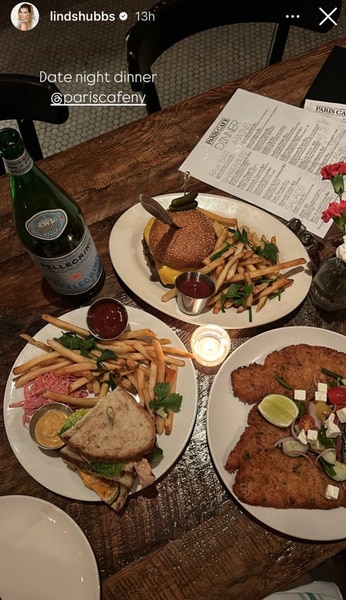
[142, 196, 217, 288]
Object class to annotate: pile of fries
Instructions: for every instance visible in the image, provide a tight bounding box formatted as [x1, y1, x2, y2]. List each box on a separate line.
[162, 208, 306, 319]
[13, 313, 193, 437]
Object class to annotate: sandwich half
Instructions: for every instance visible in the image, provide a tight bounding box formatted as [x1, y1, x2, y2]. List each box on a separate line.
[59, 386, 157, 511]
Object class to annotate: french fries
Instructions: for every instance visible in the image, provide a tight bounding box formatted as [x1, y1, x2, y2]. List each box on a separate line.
[14, 313, 193, 438]
[161, 214, 307, 321]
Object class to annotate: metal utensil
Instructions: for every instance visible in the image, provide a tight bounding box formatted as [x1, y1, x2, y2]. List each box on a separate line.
[139, 194, 180, 228]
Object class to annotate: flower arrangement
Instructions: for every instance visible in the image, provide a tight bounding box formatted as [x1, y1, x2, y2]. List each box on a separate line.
[321, 162, 346, 234]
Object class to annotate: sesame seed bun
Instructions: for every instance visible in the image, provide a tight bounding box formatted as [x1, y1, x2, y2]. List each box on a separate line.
[148, 209, 216, 270]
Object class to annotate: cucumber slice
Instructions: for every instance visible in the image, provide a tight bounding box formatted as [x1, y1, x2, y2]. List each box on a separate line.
[282, 439, 309, 455]
[322, 449, 336, 465]
[330, 460, 346, 482]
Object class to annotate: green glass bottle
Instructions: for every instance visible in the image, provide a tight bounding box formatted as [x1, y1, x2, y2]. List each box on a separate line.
[0, 128, 104, 299]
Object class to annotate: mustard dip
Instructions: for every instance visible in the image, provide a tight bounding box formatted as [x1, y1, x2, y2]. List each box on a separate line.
[34, 410, 67, 449]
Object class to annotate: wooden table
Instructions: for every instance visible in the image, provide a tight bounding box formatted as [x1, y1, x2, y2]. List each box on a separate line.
[1, 36, 346, 600]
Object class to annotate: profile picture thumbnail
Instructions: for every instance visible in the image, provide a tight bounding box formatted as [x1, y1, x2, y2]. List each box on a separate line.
[11, 3, 39, 31]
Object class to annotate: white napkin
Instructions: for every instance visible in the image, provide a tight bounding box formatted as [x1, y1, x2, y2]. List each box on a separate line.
[264, 580, 343, 600]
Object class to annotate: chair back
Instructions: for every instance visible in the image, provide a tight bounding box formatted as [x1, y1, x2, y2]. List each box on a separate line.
[126, 0, 342, 114]
[0, 74, 69, 175]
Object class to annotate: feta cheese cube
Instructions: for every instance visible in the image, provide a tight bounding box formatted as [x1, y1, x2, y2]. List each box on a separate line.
[325, 484, 339, 500]
[309, 438, 321, 452]
[297, 429, 307, 445]
[294, 389, 306, 401]
[336, 406, 346, 423]
[307, 429, 318, 442]
[317, 382, 328, 392]
[315, 390, 327, 402]
[325, 413, 341, 438]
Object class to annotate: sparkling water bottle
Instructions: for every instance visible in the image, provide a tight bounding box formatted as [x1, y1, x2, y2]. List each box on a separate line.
[0, 128, 104, 299]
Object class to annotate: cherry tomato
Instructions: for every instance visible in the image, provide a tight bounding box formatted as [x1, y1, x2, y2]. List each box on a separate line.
[298, 414, 316, 431]
[327, 386, 346, 406]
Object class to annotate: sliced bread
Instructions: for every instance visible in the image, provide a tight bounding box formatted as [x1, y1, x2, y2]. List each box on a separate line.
[61, 386, 156, 462]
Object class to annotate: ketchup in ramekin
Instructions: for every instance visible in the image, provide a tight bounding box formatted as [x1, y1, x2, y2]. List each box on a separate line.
[177, 275, 213, 298]
[175, 272, 215, 315]
[87, 298, 128, 340]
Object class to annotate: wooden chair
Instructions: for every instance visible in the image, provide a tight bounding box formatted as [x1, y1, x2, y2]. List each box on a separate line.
[0, 74, 69, 175]
[126, 0, 342, 114]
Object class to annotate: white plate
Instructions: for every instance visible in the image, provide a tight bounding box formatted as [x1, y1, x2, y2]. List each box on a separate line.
[207, 327, 346, 541]
[4, 307, 198, 501]
[0, 495, 100, 600]
[109, 193, 311, 329]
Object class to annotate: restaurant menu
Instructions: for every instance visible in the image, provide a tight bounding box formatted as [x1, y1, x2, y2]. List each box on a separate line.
[304, 99, 346, 126]
[180, 89, 346, 237]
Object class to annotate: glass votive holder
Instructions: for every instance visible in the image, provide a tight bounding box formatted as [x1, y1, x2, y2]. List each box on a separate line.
[190, 325, 231, 367]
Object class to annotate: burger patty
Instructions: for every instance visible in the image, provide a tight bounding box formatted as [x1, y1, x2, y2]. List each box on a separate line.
[142, 235, 162, 284]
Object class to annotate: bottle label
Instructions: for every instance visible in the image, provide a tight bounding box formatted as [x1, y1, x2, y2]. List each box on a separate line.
[25, 209, 68, 240]
[3, 150, 33, 175]
[29, 228, 103, 295]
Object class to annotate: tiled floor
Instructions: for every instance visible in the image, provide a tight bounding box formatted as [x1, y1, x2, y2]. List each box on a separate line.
[2, 1, 346, 595]
[2, 0, 346, 156]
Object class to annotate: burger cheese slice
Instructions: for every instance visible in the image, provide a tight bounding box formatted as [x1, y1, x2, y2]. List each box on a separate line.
[143, 208, 216, 287]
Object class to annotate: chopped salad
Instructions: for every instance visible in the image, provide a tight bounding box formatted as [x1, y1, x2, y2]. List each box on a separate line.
[270, 368, 346, 499]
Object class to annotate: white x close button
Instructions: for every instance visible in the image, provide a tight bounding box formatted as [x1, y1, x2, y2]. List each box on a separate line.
[319, 6, 338, 26]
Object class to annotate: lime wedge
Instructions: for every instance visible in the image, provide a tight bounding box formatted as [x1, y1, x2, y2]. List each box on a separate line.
[258, 394, 299, 427]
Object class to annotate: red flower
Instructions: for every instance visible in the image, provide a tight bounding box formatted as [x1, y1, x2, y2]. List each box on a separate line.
[321, 202, 343, 222]
[321, 162, 346, 180]
[320, 163, 346, 233]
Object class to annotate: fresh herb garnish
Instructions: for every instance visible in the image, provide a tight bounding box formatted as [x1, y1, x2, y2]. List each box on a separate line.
[274, 374, 293, 389]
[221, 280, 254, 312]
[255, 240, 279, 264]
[269, 290, 283, 301]
[57, 332, 96, 357]
[210, 242, 231, 261]
[229, 227, 279, 263]
[96, 348, 118, 368]
[229, 227, 249, 244]
[56, 331, 117, 362]
[149, 382, 182, 418]
[321, 366, 344, 380]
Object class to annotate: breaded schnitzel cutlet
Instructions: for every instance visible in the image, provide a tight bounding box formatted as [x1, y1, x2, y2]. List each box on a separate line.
[231, 344, 346, 404]
[225, 343, 346, 509]
[225, 406, 346, 509]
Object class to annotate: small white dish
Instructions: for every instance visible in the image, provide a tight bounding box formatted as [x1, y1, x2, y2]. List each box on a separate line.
[0, 495, 100, 600]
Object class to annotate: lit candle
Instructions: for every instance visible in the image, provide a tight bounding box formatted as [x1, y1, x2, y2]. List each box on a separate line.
[191, 325, 231, 367]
